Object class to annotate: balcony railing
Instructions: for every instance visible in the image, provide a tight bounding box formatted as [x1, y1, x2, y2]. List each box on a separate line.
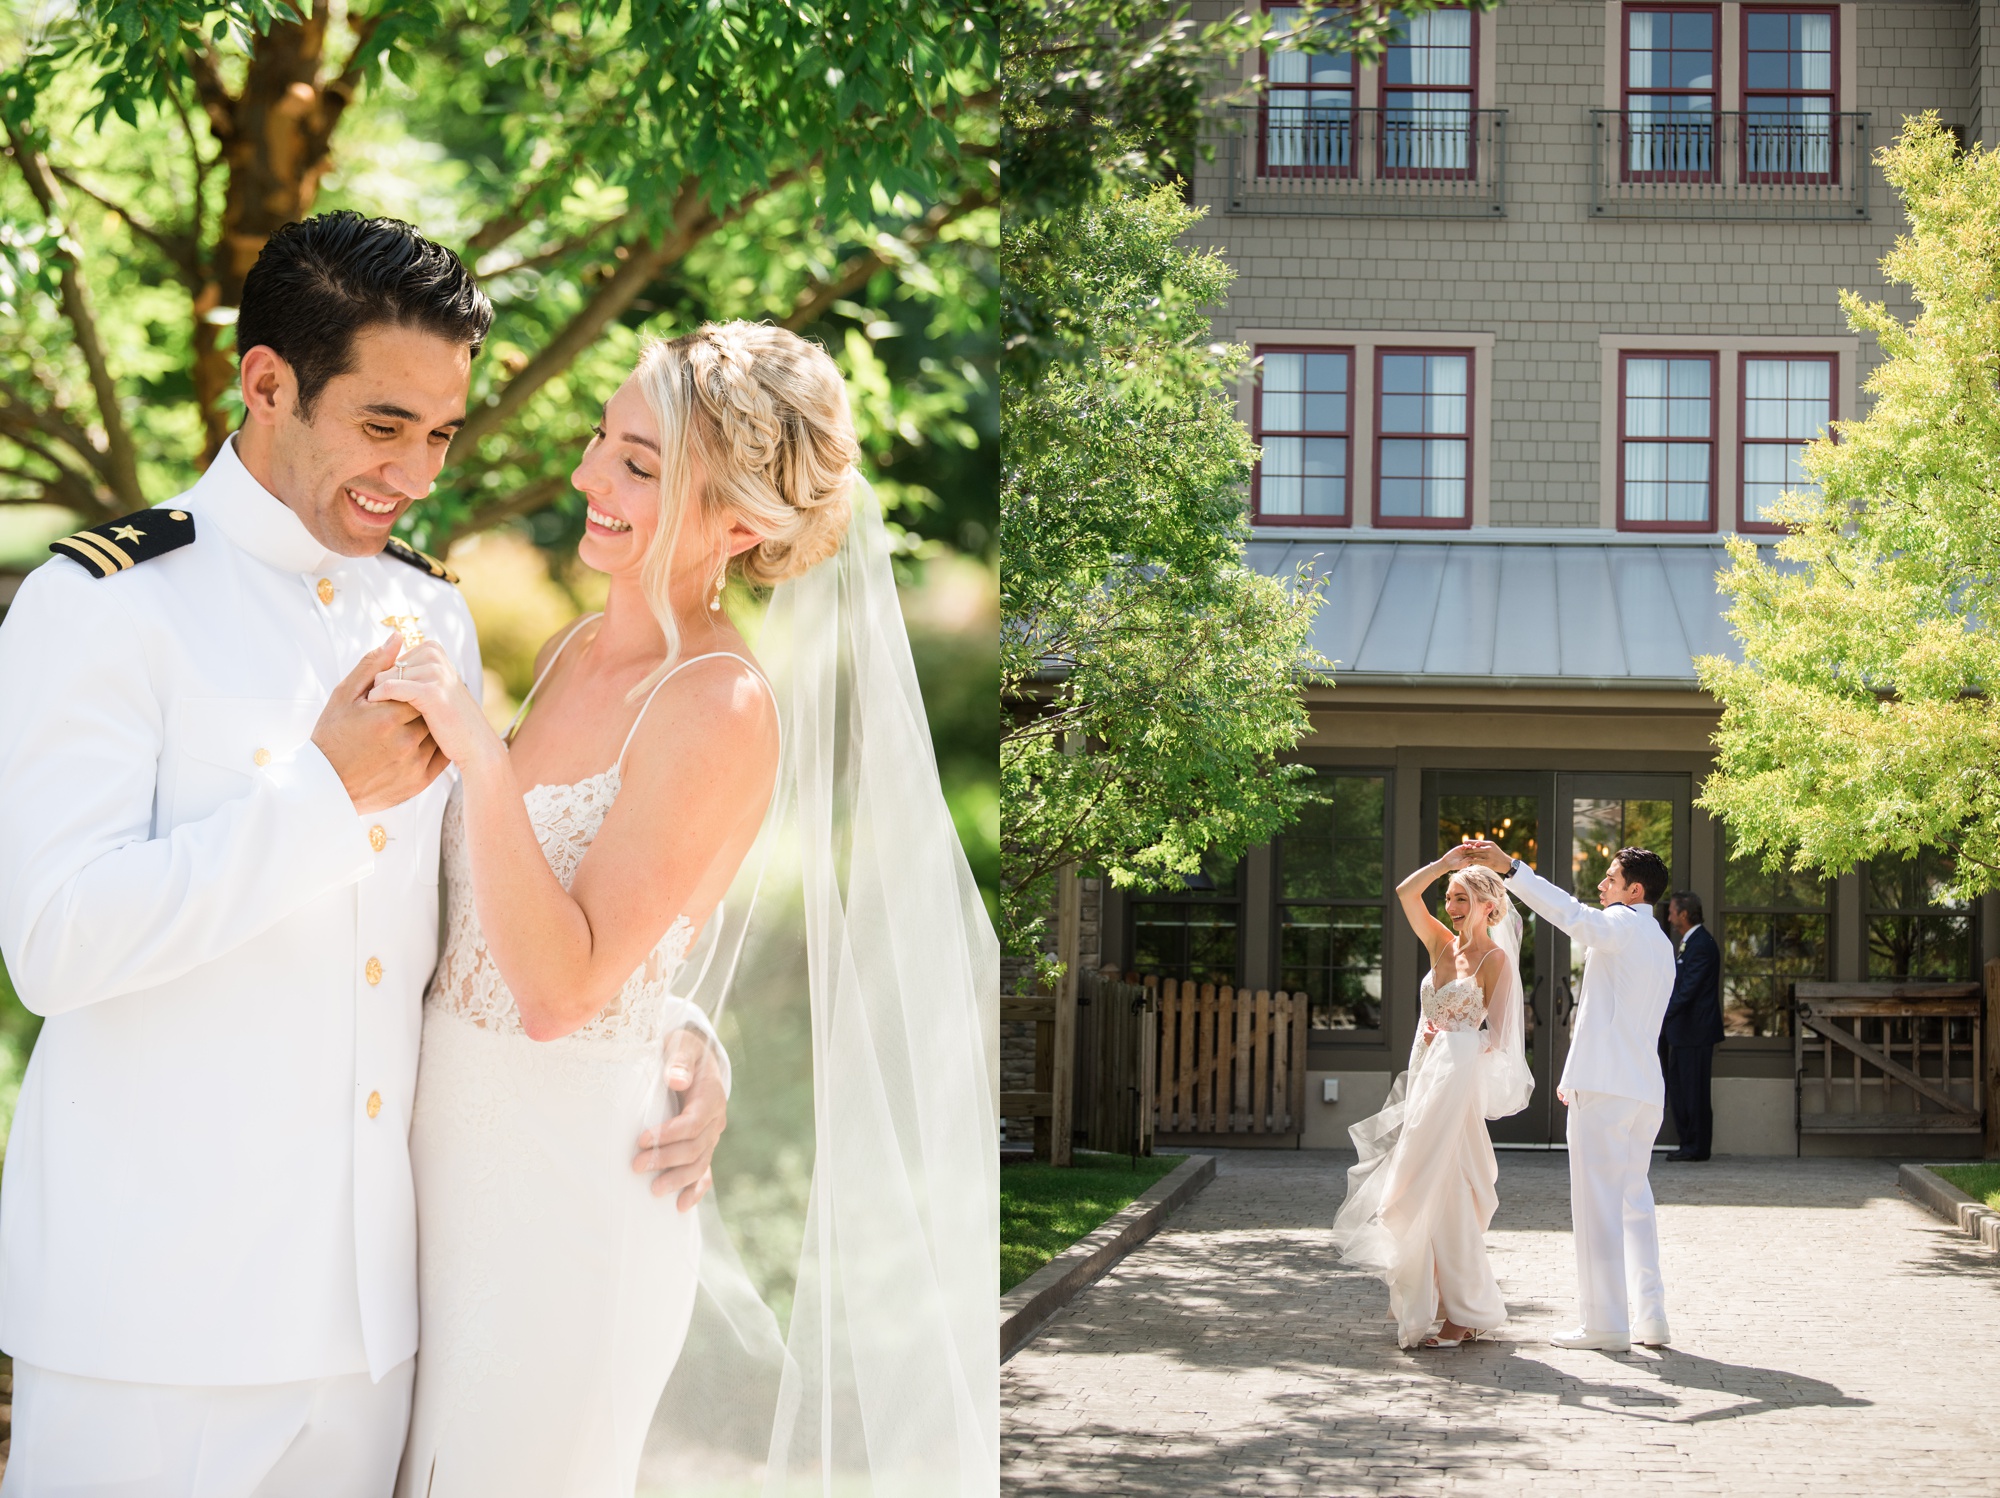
[1589, 109, 1871, 221]
[1210, 105, 1508, 218]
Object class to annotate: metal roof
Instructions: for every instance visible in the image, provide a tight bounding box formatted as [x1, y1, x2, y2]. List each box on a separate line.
[1244, 533, 1775, 690]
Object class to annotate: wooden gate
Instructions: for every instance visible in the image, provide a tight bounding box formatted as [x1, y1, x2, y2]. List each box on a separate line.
[1794, 981, 1983, 1140]
[1153, 979, 1309, 1147]
[1073, 969, 1157, 1156]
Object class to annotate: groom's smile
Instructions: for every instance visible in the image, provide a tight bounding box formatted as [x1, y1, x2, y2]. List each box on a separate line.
[237, 322, 474, 557]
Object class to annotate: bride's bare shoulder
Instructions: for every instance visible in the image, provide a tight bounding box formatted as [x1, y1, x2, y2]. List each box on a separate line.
[623, 653, 780, 778]
[530, 614, 601, 680]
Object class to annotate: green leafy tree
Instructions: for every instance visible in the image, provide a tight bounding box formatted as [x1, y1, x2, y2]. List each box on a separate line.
[0, 0, 994, 557]
[1001, 184, 1326, 978]
[1698, 114, 2000, 889]
[998, 0, 1490, 376]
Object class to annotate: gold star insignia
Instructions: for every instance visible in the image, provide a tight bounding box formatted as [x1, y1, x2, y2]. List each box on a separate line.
[111, 524, 144, 543]
[380, 614, 425, 648]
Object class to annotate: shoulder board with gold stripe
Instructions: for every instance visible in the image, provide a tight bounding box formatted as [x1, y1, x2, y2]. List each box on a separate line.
[50, 507, 197, 578]
[383, 536, 459, 585]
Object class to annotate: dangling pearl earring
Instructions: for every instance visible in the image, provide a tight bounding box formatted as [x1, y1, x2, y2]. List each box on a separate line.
[709, 562, 726, 612]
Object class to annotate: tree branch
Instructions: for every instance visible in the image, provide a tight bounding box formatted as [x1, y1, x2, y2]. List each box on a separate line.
[5, 132, 145, 511]
[782, 187, 992, 332]
[474, 211, 635, 281]
[457, 175, 797, 450]
[49, 167, 202, 289]
[432, 474, 570, 553]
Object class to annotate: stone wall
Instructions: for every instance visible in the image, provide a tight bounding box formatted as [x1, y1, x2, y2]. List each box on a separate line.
[1000, 875, 1105, 1151]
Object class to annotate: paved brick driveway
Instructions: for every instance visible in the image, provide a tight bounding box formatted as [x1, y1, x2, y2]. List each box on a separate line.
[1002, 1150, 2000, 1497]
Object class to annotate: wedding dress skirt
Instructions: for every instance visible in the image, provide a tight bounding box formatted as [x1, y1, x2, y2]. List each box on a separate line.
[396, 776, 702, 1497]
[1330, 973, 1507, 1348]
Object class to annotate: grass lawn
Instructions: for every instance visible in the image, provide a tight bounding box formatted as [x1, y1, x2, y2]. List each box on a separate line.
[1001, 1151, 1183, 1293]
[1931, 1163, 2000, 1208]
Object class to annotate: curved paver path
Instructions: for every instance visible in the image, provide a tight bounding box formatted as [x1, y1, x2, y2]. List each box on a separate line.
[1002, 1150, 2000, 1497]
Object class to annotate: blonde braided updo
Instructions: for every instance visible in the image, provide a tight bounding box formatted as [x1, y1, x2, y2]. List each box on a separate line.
[627, 321, 858, 682]
[1448, 865, 1512, 929]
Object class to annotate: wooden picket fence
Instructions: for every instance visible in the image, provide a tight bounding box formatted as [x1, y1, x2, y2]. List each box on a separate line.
[1153, 979, 1310, 1145]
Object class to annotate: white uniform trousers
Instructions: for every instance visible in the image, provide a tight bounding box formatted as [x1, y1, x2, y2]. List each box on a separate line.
[1, 1359, 413, 1498]
[1565, 1088, 1668, 1338]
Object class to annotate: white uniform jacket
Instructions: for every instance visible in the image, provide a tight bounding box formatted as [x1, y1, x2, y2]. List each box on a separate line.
[1503, 864, 1676, 1109]
[0, 437, 479, 1386]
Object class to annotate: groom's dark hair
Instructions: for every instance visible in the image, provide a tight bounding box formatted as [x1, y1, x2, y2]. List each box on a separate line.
[237, 212, 493, 419]
[1612, 848, 1670, 904]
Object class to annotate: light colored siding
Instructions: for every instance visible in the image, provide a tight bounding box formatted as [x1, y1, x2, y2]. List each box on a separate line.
[1187, 0, 1972, 528]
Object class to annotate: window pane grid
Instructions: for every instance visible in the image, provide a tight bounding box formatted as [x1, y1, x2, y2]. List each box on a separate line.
[1255, 345, 1352, 522]
[1277, 774, 1388, 1033]
[1743, 8, 1836, 179]
[1132, 855, 1244, 990]
[1719, 831, 1832, 1038]
[1376, 349, 1471, 525]
[1624, 7, 1718, 178]
[1619, 353, 1713, 529]
[1866, 850, 1974, 981]
[1741, 355, 1831, 528]
[1264, 4, 1356, 173]
[1383, 8, 1475, 175]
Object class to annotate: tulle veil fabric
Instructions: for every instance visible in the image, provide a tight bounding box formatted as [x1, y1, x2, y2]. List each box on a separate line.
[1328, 902, 1532, 1348]
[636, 479, 999, 1495]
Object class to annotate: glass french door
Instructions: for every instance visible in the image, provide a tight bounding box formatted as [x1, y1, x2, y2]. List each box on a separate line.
[1423, 770, 1692, 1145]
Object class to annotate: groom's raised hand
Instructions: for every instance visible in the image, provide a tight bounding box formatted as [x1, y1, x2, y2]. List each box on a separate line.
[633, 1028, 729, 1212]
[1463, 840, 1513, 874]
[313, 633, 450, 813]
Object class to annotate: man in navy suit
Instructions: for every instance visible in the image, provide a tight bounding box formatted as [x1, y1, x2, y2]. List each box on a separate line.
[1661, 891, 1725, 1161]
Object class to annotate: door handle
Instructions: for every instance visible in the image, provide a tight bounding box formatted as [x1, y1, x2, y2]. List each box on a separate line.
[1558, 980, 1576, 1026]
[1526, 974, 1547, 1024]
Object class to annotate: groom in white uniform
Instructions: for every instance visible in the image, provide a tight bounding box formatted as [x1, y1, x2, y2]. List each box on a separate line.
[1469, 841, 1677, 1353]
[0, 214, 727, 1494]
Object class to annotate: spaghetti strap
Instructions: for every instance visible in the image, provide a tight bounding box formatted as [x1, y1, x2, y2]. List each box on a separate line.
[503, 613, 600, 744]
[614, 651, 776, 775]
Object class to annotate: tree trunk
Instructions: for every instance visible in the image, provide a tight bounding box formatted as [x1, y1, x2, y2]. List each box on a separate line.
[191, 8, 363, 464]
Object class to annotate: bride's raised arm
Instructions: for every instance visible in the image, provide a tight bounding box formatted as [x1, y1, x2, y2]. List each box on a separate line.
[1396, 844, 1476, 963]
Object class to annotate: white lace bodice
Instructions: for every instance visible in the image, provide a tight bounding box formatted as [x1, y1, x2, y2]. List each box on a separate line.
[1419, 972, 1489, 1033]
[427, 773, 692, 1047]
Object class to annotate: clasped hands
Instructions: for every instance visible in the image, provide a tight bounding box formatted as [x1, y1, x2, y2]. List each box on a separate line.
[318, 634, 727, 1210]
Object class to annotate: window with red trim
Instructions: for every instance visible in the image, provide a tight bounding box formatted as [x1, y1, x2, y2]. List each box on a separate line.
[1740, 353, 1833, 531]
[1375, 349, 1471, 527]
[1618, 352, 1716, 531]
[1621, 5, 1719, 181]
[1254, 346, 1352, 524]
[1382, 8, 1476, 177]
[1742, 7, 1836, 181]
[1261, 4, 1356, 176]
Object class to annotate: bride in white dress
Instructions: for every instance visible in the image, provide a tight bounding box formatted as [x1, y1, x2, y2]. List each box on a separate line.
[1330, 848, 1533, 1350]
[367, 322, 997, 1494]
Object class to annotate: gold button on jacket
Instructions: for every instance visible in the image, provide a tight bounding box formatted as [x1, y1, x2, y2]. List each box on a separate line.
[316, 578, 335, 605]
[368, 825, 388, 853]
[366, 1091, 382, 1119]
[252, 747, 272, 767]
[364, 957, 382, 986]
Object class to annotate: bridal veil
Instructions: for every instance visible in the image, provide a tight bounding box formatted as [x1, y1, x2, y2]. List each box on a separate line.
[640, 477, 999, 1494]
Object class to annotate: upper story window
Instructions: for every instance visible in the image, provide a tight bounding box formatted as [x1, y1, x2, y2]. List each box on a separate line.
[1384, 9, 1476, 175]
[1740, 353, 1833, 531]
[1263, 5, 1356, 175]
[1619, 352, 1716, 531]
[1376, 349, 1471, 527]
[1743, 8, 1836, 180]
[1254, 346, 1352, 525]
[1622, 6, 1718, 179]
